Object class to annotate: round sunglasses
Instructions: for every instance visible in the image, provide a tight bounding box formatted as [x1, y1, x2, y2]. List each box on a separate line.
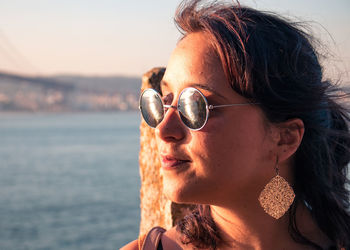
[139, 87, 258, 131]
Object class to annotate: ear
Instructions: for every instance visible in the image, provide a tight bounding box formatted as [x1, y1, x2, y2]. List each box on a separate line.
[275, 118, 305, 163]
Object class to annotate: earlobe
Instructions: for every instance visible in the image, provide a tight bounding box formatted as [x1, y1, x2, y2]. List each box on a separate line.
[277, 118, 304, 162]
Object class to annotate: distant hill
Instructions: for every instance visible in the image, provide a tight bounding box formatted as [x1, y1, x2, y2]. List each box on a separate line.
[0, 71, 141, 112]
[51, 75, 141, 94]
[0, 71, 75, 92]
[0, 71, 141, 93]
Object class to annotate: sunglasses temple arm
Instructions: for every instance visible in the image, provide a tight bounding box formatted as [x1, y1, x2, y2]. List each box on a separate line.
[209, 103, 260, 110]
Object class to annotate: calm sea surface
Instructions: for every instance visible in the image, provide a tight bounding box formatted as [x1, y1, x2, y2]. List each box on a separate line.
[0, 112, 140, 250]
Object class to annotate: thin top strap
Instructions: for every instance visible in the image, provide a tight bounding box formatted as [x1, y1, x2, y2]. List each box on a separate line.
[139, 227, 166, 250]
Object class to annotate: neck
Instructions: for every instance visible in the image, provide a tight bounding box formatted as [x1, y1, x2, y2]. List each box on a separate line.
[210, 202, 295, 250]
[210, 200, 331, 250]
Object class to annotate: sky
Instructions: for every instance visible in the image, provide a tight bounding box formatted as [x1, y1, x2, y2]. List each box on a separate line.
[0, 0, 349, 82]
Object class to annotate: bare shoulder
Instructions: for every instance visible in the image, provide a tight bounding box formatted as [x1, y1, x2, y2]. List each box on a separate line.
[162, 226, 193, 250]
[163, 225, 178, 238]
[120, 239, 138, 250]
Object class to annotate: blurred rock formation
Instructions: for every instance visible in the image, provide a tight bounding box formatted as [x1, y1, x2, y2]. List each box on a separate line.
[139, 67, 194, 235]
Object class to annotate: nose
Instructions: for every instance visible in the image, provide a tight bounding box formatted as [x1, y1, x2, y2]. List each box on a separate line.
[155, 106, 187, 142]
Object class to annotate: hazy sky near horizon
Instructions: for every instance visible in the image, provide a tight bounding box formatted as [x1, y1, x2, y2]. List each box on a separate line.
[0, 0, 349, 81]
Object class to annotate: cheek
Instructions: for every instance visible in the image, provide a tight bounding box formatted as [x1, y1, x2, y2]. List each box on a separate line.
[190, 113, 270, 178]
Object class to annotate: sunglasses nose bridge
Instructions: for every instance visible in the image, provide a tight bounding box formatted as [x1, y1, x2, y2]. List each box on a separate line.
[162, 104, 182, 124]
[163, 104, 177, 110]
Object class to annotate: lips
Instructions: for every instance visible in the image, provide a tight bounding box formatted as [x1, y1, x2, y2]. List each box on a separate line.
[160, 154, 191, 170]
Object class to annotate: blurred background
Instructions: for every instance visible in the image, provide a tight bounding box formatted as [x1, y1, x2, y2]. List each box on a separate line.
[0, 0, 349, 249]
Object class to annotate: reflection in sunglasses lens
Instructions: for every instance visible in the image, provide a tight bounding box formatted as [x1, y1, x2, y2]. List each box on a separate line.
[141, 89, 164, 128]
[179, 88, 207, 130]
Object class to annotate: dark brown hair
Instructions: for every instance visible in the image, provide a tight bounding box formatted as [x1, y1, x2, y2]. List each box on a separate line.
[174, 0, 350, 249]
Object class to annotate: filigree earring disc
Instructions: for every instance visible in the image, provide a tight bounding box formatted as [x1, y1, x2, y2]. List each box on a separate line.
[258, 172, 295, 219]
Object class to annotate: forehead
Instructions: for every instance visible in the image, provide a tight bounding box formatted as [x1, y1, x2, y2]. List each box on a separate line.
[161, 32, 225, 91]
[177, 32, 217, 61]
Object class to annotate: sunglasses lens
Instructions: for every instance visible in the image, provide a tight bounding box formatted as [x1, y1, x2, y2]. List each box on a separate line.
[178, 88, 208, 130]
[140, 89, 164, 128]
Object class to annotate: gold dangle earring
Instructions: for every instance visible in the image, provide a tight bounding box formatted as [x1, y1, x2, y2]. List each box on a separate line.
[258, 156, 295, 219]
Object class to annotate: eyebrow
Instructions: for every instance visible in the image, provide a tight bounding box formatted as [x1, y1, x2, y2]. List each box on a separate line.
[191, 83, 228, 102]
[160, 80, 229, 102]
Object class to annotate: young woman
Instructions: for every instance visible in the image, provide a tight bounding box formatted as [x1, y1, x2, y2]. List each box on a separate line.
[123, 0, 350, 249]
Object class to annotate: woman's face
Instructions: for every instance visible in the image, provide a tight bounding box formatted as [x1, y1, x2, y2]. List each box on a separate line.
[156, 32, 276, 206]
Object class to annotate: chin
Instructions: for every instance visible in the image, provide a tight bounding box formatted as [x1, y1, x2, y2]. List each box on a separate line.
[162, 179, 204, 205]
[164, 186, 188, 204]
[163, 181, 190, 204]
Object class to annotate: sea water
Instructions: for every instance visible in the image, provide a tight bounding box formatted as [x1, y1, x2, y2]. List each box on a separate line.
[0, 112, 140, 250]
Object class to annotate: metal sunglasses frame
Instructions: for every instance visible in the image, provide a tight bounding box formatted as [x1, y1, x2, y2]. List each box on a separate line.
[139, 87, 259, 131]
